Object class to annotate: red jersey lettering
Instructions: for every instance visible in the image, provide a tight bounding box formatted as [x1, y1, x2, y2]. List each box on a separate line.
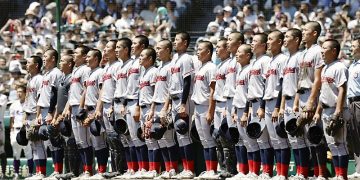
[321, 76, 335, 83]
[86, 80, 96, 87]
[129, 68, 139, 75]
[250, 69, 261, 76]
[71, 77, 81, 83]
[195, 75, 205, 81]
[117, 73, 127, 79]
[300, 61, 313, 68]
[155, 76, 167, 82]
[171, 67, 181, 74]
[102, 74, 111, 81]
[216, 74, 226, 80]
[283, 67, 296, 75]
[139, 81, 150, 89]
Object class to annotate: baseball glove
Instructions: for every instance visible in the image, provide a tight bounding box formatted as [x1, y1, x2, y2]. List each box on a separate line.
[82, 113, 95, 127]
[144, 120, 152, 139]
[26, 124, 40, 141]
[160, 113, 171, 128]
[296, 112, 312, 128]
[326, 114, 344, 136]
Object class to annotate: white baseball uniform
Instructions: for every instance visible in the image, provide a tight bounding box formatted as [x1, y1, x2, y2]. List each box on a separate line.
[169, 52, 194, 147]
[233, 64, 259, 152]
[0, 95, 6, 155]
[23, 74, 43, 114]
[247, 55, 272, 149]
[10, 100, 32, 159]
[191, 61, 217, 148]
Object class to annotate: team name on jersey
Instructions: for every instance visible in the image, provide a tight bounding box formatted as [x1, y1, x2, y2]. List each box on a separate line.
[236, 79, 246, 85]
[321, 76, 335, 83]
[195, 75, 205, 81]
[117, 73, 127, 79]
[283, 67, 296, 75]
[227, 67, 236, 74]
[215, 74, 225, 80]
[139, 81, 150, 89]
[250, 69, 261, 76]
[27, 87, 36, 93]
[171, 67, 181, 74]
[42, 80, 49, 86]
[86, 80, 96, 86]
[155, 76, 167, 82]
[71, 77, 81, 83]
[300, 61, 313, 68]
[102, 74, 111, 81]
[129, 68, 139, 75]
[265, 69, 277, 78]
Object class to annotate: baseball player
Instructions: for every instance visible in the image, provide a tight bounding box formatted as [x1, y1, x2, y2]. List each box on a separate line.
[94, 40, 124, 177]
[23, 55, 43, 180]
[51, 54, 81, 179]
[0, 92, 6, 179]
[10, 85, 33, 179]
[247, 33, 273, 179]
[280, 28, 310, 179]
[81, 49, 109, 179]
[190, 40, 219, 179]
[36, 49, 63, 179]
[152, 39, 178, 179]
[229, 44, 261, 180]
[135, 48, 160, 178]
[124, 35, 150, 178]
[161, 31, 195, 179]
[265, 30, 290, 179]
[63, 46, 92, 179]
[313, 39, 348, 180]
[212, 38, 234, 177]
[347, 37, 360, 179]
[298, 21, 326, 179]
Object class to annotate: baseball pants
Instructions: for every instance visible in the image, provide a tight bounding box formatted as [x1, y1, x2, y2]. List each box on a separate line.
[349, 100, 360, 174]
[154, 103, 176, 148]
[27, 113, 46, 175]
[171, 98, 192, 147]
[113, 102, 131, 147]
[10, 128, 33, 159]
[70, 105, 92, 149]
[126, 100, 145, 147]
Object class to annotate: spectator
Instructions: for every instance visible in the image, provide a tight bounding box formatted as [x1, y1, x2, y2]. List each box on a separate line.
[106, 1, 121, 19]
[62, 2, 81, 24]
[348, 10, 360, 31]
[140, 1, 157, 24]
[154, 7, 171, 39]
[243, 5, 257, 26]
[165, 0, 179, 30]
[233, 11, 248, 32]
[79, 0, 107, 18]
[115, 8, 132, 32]
[253, 14, 269, 33]
[223, 6, 234, 24]
[281, 0, 297, 20]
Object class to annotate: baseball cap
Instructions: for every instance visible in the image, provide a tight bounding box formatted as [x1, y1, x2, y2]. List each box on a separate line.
[213, 5, 223, 14]
[29, 2, 40, 10]
[46, 2, 56, 10]
[224, 6, 233, 13]
[236, 11, 244, 18]
[208, 21, 219, 28]
[25, 9, 37, 16]
[85, 6, 95, 12]
[2, 48, 11, 54]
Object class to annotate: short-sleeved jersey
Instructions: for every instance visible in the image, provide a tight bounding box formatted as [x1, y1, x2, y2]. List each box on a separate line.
[23, 74, 43, 113]
[263, 53, 287, 100]
[85, 67, 103, 106]
[282, 51, 302, 97]
[247, 55, 271, 100]
[298, 44, 324, 89]
[169, 53, 194, 95]
[233, 64, 251, 108]
[56, 74, 71, 113]
[126, 58, 141, 100]
[191, 61, 216, 105]
[100, 60, 123, 103]
[213, 58, 230, 102]
[68, 64, 91, 106]
[114, 59, 134, 98]
[152, 61, 172, 103]
[347, 60, 360, 98]
[10, 100, 24, 128]
[223, 56, 240, 98]
[139, 66, 157, 106]
[37, 67, 63, 108]
[319, 61, 348, 107]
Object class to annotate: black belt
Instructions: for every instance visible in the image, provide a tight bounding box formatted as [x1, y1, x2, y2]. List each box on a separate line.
[194, 102, 200, 105]
[114, 97, 125, 104]
[250, 99, 259, 103]
[126, 99, 137, 102]
[15, 127, 21, 130]
[285, 96, 293, 100]
[297, 88, 310, 94]
[349, 96, 360, 104]
[154, 102, 162, 106]
[322, 103, 331, 109]
[226, 97, 232, 100]
[140, 104, 150, 109]
[87, 106, 95, 111]
[216, 100, 226, 103]
[170, 94, 180, 100]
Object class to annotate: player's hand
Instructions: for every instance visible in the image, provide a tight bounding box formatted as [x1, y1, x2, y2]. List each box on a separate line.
[45, 113, 53, 124]
[94, 109, 102, 120]
[232, 113, 238, 123]
[63, 109, 71, 119]
[147, 110, 154, 122]
[272, 108, 279, 122]
[119, 105, 126, 116]
[304, 102, 315, 119]
[206, 112, 213, 125]
[278, 108, 285, 118]
[82, 113, 94, 127]
[36, 114, 42, 125]
[313, 113, 321, 123]
[257, 108, 265, 120]
[178, 104, 187, 117]
[292, 104, 299, 112]
[240, 113, 248, 127]
[133, 106, 140, 122]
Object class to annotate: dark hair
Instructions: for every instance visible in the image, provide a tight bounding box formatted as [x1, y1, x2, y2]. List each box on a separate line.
[306, 21, 321, 38]
[270, 30, 284, 43]
[63, 54, 75, 69]
[91, 49, 102, 63]
[229, 31, 245, 44]
[199, 40, 213, 56]
[78, 45, 90, 55]
[16, 85, 26, 92]
[159, 39, 173, 52]
[324, 39, 341, 57]
[135, 35, 149, 48]
[30, 55, 43, 72]
[45, 48, 59, 63]
[144, 48, 156, 63]
[241, 44, 253, 59]
[287, 28, 302, 45]
[119, 37, 132, 56]
[176, 31, 191, 47]
[108, 39, 117, 49]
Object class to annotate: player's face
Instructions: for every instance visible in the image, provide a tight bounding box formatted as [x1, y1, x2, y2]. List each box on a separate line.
[321, 41, 335, 64]
[16, 88, 26, 101]
[73, 48, 84, 65]
[132, 38, 143, 56]
[227, 34, 241, 53]
[351, 40, 360, 60]
[251, 35, 264, 54]
[173, 35, 186, 51]
[115, 41, 126, 59]
[235, 46, 247, 64]
[103, 41, 115, 60]
[43, 51, 53, 69]
[86, 51, 97, 68]
[59, 57, 70, 72]
[26, 58, 36, 73]
[216, 41, 227, 60]
[267, 33, 280, 51]
[302, 24, 315, 43]
[197, 43, 209, 62]
[283, 31, 294, 48]
[139, 50, 150, 66]
[155, 42, 168, 61]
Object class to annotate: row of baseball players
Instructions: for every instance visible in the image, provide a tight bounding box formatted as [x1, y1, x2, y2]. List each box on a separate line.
[13, 20, 360, 180]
